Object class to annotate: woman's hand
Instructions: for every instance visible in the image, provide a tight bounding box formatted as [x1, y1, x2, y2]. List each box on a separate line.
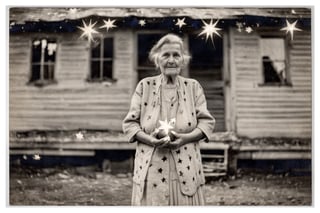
[163, 131, 189, 149]
[163, 128, 205, 149]
[135, 129, 171, 148]
[151, 136, 171, 147]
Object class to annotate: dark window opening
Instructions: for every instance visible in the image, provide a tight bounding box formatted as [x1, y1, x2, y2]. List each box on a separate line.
[29, 38, 57, 87]
[89, 37, 115, 83]
[261, 37, 289, 85]
[189, 34, 223, 80]
[137, 33, 166, 81]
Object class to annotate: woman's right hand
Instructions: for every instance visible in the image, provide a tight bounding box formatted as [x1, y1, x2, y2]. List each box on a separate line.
[135, 130, 170, 148]
[151, 136, 171, 147]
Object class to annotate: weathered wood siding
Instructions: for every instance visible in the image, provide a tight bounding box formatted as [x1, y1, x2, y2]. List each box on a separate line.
[9, 30, 137, 131]
[230, 29, 312, 138]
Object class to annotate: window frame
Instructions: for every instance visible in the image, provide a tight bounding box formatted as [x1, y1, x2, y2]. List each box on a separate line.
[257, 29, 292, 87]
[87, 34, 115, 83]
[28, 37, 58, 87]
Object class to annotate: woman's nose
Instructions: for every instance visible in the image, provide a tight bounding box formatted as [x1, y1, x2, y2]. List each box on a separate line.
[167, 55, 175, 63]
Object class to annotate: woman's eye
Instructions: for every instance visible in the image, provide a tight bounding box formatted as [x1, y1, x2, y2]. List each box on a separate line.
[173, 53, 181, 58]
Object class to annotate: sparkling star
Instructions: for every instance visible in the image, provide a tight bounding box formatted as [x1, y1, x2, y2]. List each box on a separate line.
[198, 19, 222, 44]
[77, 19, 99, 42]
[100, 18, 117, 32]
[76, 132, 84, 140]
[33, 154, 41, 160]
[236, 21, 243, 32]
[139, 19, 146, 27]
[158, 119, 174, 135]
[280, 19, 302, 40]
[245, 26, 253, 33]
[68, 8, 78, 14]
[175, 18, 186, 29]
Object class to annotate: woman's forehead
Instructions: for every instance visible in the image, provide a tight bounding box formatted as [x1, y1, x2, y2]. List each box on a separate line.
[160, 43, 182, 52]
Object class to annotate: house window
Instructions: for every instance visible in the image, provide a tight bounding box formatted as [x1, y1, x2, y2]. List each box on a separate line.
[260, 37, 289, 85]
[89, 37, 114, 82]
[30, 38, 57, 86]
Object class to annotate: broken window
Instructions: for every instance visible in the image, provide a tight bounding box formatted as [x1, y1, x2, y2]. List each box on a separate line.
[260, 37, 289, 85]
[89, 37, 114, 82]
[30, 38, 57, 86]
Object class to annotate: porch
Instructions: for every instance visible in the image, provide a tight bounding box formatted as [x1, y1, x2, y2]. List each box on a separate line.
[9, 131, 312, 175]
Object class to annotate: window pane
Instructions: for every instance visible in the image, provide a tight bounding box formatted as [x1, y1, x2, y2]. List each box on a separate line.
[44, 40, 57, 62]
[32, 40, 41, 62]
[43, 64, 55, 80]
[261, 38, 286, 83]
[91, 41, 101, 58]
[91, 61, 101, 79]
[103, 61, 112, 79]
[31, 65, 40, 81]
[103, 38, 113, 58]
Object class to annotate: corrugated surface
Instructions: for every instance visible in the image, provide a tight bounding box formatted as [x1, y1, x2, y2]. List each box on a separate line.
[231, 30, 312, 138]
[9, 31, 136, 131]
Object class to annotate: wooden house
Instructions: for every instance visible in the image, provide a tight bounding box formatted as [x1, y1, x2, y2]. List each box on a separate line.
[9, 8, 312, 165]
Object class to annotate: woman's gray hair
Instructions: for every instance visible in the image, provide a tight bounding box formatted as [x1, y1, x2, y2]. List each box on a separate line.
[148, 34, 191, 68]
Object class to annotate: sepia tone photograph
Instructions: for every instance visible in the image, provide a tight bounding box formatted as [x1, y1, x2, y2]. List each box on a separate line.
[8, 6, 312, 206]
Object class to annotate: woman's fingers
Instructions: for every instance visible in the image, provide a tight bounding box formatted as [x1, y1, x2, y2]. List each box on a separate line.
[170, 131, 179, 138]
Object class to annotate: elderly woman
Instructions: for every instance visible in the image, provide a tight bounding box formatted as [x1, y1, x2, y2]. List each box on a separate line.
[122, 34, 215, 206]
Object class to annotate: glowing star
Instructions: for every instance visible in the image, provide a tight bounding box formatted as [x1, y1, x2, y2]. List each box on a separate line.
[175, 18, 186, 29]
[76, 132, 84, 140]
[245, 26, 253, 33]
[69, 8, 78, 14]
[280, 19, 302, 40]
[158, 118, 175, 135]
[198, 19, 222, 44]
[139, 19, 146, 27]
[236, 21, 243, 32]
[100, 18, 117, 32]
[77, 19, 98, 42]
[33, 154, 41, 160]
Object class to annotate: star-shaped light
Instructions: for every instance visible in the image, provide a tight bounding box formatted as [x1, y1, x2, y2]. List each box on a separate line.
[139, 19, 146, 27]
[76, 132, 84, 140]
[175, 18, 186, 29]
[280, 19, 302, 40]
[77, 19, 98, 42]
[100, 18, 117, 32]
[236, 21, 243, 32]
[33, 154, 41, 160]
[68, 8, 78, 14]
[198, 19, 222, 44]
[245, 26, 253, 33]
[158, 118, 175, 135]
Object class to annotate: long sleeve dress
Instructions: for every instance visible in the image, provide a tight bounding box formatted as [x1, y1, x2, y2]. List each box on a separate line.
[123, 74, 215, 206]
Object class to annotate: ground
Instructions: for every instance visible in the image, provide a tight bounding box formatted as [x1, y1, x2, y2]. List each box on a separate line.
[9, 166, 312, 206]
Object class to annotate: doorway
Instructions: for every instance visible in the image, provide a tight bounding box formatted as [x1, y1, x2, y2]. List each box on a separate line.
[188, 34, 225, 132]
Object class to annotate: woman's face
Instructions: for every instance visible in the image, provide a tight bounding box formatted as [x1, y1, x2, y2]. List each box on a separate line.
[157, 43, 184, 76]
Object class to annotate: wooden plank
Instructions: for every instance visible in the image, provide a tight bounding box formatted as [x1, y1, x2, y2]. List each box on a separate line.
[251, 152, 312, 160]
[201, 154, 225, 159]
[10, 149, 95, 156]
[10, 141, 136, 150]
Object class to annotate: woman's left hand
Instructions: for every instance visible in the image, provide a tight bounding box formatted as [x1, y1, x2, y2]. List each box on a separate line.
[164, 131, 190, 149]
